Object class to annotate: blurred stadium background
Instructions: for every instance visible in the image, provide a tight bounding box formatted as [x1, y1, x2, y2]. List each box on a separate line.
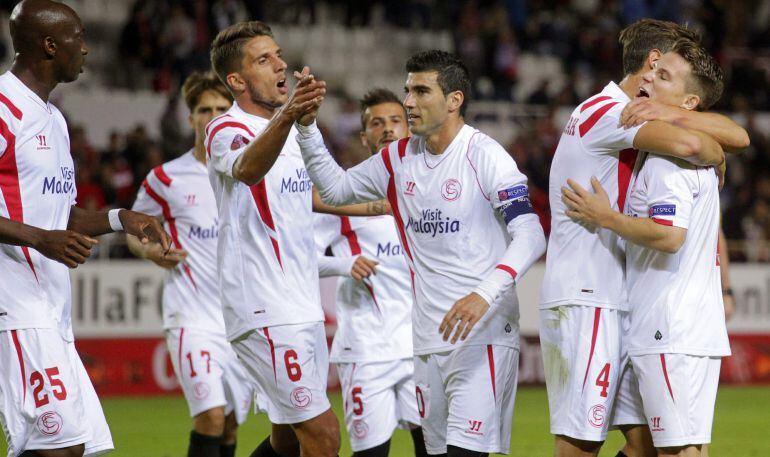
[2, 0, 770, 455]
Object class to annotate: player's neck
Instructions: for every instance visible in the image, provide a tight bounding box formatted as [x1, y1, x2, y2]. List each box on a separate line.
[618, 73, 642, 100]
[235, 94, 275, 120]
[425, 116, 465, 155]
[192, 141, 207, 165]
[10, 61, 57, 102]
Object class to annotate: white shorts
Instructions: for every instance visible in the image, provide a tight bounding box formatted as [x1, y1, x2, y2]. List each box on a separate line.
[0, 329, 113, 456]
[166, 328, 255, 424]
[630, 354, 721, 448]
[414, 344, 518, 455]
[337, 358, 420, 451]
[232, 322, 331, 424]
[540, 305, 627, 441]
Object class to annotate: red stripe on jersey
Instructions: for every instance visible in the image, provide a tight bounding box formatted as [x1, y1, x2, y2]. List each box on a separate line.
[263, 328, 277, 384]
[153, 165, 173, 187]
[651, 218, 673, 226]
[660, 354, 675, 402]
[0, 93, 23, 120]
[581, 308, 602, 391]
[142, 180, 198, 290]
[579, 102, 619, 137]
[206, 121, 255, 158]
[11, 330, 26, 405]
[580, 95, 612, 113]
[617, 148, 638, 211]
[249, 180, 283, 270]
[397, 137, 408, 161]
[340, 216, 362, 255]
[487, 345, 497, 400]
[178, 328, 185, 377]
[495, 264, 517, 280]
[205, 114, 232, 137]
[0, 118, 37, 281]
[381, 149, 413, 262]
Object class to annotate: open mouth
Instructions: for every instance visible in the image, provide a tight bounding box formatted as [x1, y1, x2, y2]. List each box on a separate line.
[637, 87, 650, 98]
[277, 78, 287, 94]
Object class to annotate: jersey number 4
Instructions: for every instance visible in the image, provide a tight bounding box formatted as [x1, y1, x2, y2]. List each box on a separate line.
[30, 367, 68, 408]
[596, 363, 611, 398]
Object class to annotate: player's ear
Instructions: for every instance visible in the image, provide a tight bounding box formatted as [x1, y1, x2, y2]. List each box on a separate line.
[43, 36, 57, 57]
[447, 90, 464, 115]
[359, 131, 369, 150]
[681, 93, 700, 111]
[646, 49, 662, 69]
[226, 72, 245, 93]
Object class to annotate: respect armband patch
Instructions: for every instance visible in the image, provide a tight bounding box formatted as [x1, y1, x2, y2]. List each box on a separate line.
[649, 204, 676, 217]
[497, 185, 529, 202]
[499, 197, 535, 223]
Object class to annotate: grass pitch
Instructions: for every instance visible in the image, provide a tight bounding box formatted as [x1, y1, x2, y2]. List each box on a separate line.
[3, 386, 768, 456]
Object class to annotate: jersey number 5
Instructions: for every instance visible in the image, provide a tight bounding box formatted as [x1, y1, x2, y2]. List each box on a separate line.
[30, 367, 68, 408]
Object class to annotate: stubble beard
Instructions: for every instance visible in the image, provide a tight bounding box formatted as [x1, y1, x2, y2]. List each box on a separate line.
[246, 79, 283, 112]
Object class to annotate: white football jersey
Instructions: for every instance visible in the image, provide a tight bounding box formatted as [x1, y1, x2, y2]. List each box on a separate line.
[131, 150, 226, 335]
[541, 82, 644, 311]
[624, 153, 730, 357]
[206, 102, 322, 341]
[299, 124, 545, 355]
[314, 212, 413, 363]
[0, 71, 77, 340]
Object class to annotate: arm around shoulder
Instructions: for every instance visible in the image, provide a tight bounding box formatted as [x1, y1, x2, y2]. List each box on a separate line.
[634, 121, 724, 166]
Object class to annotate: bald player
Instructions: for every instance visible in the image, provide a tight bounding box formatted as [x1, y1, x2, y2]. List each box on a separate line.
[0, 1, 169, 456]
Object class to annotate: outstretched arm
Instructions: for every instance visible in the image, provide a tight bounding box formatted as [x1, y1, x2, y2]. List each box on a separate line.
[620, 99, 750, 152]
[311, 189, 391, 216]
[68, 206, 170, 251]
[0, 215, 97, 268]
[633, 121, 724, 167]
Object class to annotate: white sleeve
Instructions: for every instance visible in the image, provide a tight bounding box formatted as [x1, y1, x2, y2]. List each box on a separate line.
[580, 101, 643, 154]
[469, 137, 547, 305]
[205, 121, 256, 179]
[131, 173, 164, 218]
[296, 122, 390, 205]
[314, 213, 355, 278]
[643, 155, 696, 229]
[317, 255, 356, 278]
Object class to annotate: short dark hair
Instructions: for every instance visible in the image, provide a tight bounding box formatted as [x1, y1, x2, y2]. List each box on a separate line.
[210, 21, 273, 88]
[359, 88, 405, 129]
[670, 39, 724, 110]
[405, 50, 471, 116]
[618, 19, 700, 76]
[181, 71, 233, 112]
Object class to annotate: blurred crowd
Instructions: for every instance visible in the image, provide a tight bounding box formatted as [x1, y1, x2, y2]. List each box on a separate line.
[2, 0, 769, 259]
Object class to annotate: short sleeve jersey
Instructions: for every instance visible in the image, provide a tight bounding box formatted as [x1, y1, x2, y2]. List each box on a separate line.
[314, 212, 413, 363]
[624, 153, 730, 357]
[206, 102, 322, 341]
[541, 82, 643, 311]
[132, 150, 226, 335]
[304, 125, 538, 354]
[0, 71, 78, 340]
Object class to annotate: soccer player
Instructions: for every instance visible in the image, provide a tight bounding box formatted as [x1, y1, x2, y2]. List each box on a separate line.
[314, 88, 428, 457]
[204, 21, 337, 457]
[297, 50, 546, 457]
[0, 1, 169, 456]
[562, 39, 731, 457]
[540, 19, 747, 457]
[128, 72, 255, 457]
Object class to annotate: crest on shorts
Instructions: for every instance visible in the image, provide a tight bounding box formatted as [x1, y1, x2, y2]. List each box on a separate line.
[194, 382, 211, 400]
[588, 404, 605, 428]
[290, 387, 312, 409]
[37, 411, 62, 436]
[352, 419, 368, 438]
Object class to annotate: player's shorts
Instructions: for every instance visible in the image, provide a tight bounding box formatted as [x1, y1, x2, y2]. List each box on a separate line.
[337, 358, 420, 452]
[0, 329, 113, 456]
[609, 358, 646, 428]
[540, 305, 627, 441]
[166, 327, 254, 424]
[630, 353, 721, 448]
[232, 322, 331, 424]
[414, 344, 518, 455]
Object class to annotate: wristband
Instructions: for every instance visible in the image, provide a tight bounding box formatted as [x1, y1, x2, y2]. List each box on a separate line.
[108, 209, 124, 232]
[722, 287, 734, 297]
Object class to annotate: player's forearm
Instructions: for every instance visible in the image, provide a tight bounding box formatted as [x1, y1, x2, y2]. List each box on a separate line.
[232, 113, 294, 185]
[602, 211, 685, 254]
[472, 214, 546, 304]
[634, 121, 723, 166]
[670, 110, 750, 152]
[297, 122, 363, 206]
[313, 190, 390, 216]
[67, 206, 112, 236]
[317, 255, 354, 278]
[0, 215, 45, 248]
